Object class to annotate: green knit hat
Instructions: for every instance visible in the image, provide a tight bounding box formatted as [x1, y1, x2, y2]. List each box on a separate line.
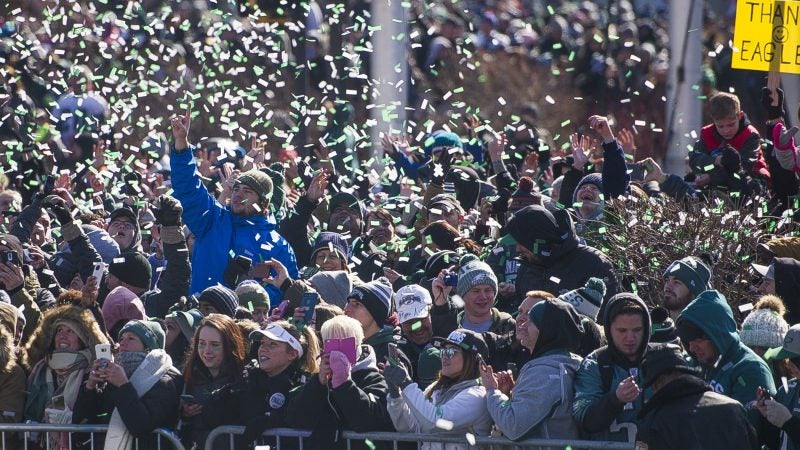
[235, 169, 273, 206]
[663, 257, 712, 296]
[119, 320, 165, 351]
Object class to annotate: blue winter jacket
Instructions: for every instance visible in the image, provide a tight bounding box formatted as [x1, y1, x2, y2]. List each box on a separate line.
[170, 145, 298, 303]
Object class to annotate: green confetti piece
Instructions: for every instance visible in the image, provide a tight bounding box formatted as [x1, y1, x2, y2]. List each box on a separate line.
[411, 321, 422, 331]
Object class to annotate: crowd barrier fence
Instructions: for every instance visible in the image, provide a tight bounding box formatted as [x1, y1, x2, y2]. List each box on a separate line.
[204, 425, 635, 450]
[0, 423, 185, 450]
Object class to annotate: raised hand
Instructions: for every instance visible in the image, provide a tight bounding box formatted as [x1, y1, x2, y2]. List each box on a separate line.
[152, 195, 183, 226]
[170, 110, 191, 151]
[488, 131, 507, 162]
[570, 133, 590, 170]
[588, 115, 615, 143]
[641, 157, 666, 184]
[305, 170, 330, 203]
[618, 128, 636, 157]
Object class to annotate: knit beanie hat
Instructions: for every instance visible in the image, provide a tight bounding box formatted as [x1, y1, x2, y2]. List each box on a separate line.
[650, 306, 679, 344]
[456, 254, 498, 298]
[509, 177, 540, 212]
[119, 319, 165, 351]
[348, 277, 394, 326]
[572, 173, 604, 205]
[416, 346, 442, 388]
[310, 232, 350, 265]
[235, 169, 274, 205]
[198, 285, 239, 318]
[423, 130, 463, 157]
[424, 250, 458, 279]
[102, 286, 146, 332]
[309, 270, 353, 308]
[663, 256, 712, 296]
[83, 225, 120, 264]
[558, 278, 606, 321]
[741, 302, 789, 349]
[235, 280, 270, 311]
[108, 252, 152, 290]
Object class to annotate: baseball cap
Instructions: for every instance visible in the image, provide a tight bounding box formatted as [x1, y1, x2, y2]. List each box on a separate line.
[250, 323, 304, 357]
[764, 324, 800, 361]
[395, 284, 432, 324]
[752, 263, 775, 280]
[432, 329, 489, 361]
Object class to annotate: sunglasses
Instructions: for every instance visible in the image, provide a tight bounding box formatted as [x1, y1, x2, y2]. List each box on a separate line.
[440, 346, 462, 359]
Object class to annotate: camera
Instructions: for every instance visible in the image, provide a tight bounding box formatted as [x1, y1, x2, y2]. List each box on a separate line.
[443, 272, 458, 287]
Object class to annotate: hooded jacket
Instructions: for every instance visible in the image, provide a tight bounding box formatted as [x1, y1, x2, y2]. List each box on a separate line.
[636, 374, 759, 450]
[0, 321, 25, 424]
[22, 305, 110, 422]
[506, 206, 619, 317]
[387, 378, 491, 450]
[691, 113, 769, 181]
[573, 294, 653, 442]
[677, 290, 775, 410]
[285, 345, 394, 450]
[170, 145, 299, 303]
[365, 326, 413, 378]
[774, 257, 800, 324]
[486, 299, 583, 445]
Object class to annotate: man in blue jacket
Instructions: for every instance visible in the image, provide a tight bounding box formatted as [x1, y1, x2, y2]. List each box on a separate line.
[169, 111, 298, 303]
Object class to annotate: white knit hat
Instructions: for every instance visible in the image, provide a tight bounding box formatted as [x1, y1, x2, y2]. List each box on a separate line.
[740, 308, 789, 349]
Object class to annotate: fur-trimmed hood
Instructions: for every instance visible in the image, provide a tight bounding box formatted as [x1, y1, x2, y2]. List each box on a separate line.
[0, 324, 15, 373]
[22, 305, 109, 369]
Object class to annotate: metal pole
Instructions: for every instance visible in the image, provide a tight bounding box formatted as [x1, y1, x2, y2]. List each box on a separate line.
[369, 0, 409, 177]
[665, 0, 703, 175]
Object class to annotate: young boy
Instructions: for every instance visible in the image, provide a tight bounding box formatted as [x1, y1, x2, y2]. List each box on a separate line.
[689, 92, 770, 191]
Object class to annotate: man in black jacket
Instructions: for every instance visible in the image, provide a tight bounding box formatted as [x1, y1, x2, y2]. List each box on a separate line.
[505, 204, 618, 322]
[635, 343, 759, 450]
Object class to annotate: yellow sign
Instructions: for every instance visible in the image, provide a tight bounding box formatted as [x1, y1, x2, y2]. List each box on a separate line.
[732, 0, 800, 74]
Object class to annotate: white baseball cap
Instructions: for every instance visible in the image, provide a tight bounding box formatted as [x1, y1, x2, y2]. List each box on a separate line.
[250, 323, 304, 357]
[395, 284, 432, 324]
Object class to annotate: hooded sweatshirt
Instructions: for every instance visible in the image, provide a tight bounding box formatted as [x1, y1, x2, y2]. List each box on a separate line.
[573, 293, 652, 442]
[486, 299, 583, 445]
[506, 205, 619, 315]
[677, 291, 775, 414]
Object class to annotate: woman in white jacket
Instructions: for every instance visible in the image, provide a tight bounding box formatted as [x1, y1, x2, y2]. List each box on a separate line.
[384, 329, 493, 449]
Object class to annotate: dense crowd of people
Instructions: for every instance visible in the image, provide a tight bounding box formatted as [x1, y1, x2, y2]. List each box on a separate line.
[2, 1, 800, 450]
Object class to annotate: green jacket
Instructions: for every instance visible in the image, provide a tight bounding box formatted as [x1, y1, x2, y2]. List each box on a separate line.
[677, 291, 775, 418]
[760, 377, 800, 450]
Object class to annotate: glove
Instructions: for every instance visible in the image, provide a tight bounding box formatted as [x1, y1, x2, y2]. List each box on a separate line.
[720, 146, 741, 174]
[223, 256, 251, 287]
[383, 364, 412, 398]
[242, 416, 272, 444]
[764, 399, 793, 428]
[152, 195, 183, 226]
[329, 350, 352, 389]
[42, 195, 72, 225]
[761, 87, 785, 121]
[429, 149, 454, 185]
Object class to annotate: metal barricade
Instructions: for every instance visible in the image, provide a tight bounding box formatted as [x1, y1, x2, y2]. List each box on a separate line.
[205, 426, 312, 450]
[0, 423, 185, 450]
[205, 425, 634, 450]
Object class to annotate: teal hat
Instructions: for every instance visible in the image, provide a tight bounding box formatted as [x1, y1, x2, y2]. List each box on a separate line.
[119, 320, 165, 351]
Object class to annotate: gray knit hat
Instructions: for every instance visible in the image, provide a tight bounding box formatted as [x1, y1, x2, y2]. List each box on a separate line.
[456, 254, 498, 298]
[198, 285, 239, 318]
[741, 308, 788, 349]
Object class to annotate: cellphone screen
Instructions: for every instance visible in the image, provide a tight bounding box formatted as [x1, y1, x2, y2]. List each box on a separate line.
[324, 337, 357, 364]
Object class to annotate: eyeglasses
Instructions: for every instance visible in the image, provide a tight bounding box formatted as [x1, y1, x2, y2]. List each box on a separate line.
[109, 220, 135, 230]
[440, 347, 462, 359]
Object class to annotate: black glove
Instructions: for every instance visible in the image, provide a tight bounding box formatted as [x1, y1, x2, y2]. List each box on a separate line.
[242, 416, 272, 445]
[721, 146, 741, 174]
[383, 364, 412, 398]
[223, 255, 252, 287]
[42, 195, 72, 225]
[429, 149, 454, 185]
[152, 195, 183, 226]
[761, 87, 785, 121]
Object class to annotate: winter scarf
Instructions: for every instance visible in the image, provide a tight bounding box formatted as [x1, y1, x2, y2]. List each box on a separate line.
[104, 350, 173, 450]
